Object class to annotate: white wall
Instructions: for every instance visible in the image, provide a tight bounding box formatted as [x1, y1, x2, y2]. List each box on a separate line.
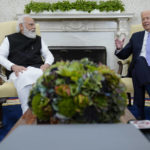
[0, 0, 150, 25]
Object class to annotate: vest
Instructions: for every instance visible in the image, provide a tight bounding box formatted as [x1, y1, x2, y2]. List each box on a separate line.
[6, 33, 44, 77]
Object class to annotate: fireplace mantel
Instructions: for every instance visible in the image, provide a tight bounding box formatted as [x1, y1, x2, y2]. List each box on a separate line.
[17, 12, 134, 37]
[17, 12, 134, 71]
[21, 12, 134, 19]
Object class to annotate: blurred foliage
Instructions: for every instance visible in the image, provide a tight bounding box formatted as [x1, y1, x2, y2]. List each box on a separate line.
[24, 0, 125, 13]
[29, 58, 127, 123]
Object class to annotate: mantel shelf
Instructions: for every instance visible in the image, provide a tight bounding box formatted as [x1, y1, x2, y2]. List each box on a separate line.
[17, 13, 134, 20]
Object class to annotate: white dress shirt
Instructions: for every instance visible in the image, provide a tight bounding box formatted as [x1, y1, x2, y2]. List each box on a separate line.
[140, 31, 149, 57]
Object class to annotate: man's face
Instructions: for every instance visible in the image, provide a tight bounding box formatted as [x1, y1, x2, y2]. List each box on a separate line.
[141, 11, 150, 32]
[23, 17, 35, 32]
[20, 17, 36, 38]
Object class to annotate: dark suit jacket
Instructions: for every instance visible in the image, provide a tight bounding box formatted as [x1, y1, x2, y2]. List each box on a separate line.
[115, 31, 145, 77]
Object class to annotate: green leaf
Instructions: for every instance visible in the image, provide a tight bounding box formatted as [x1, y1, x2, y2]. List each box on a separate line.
[24, 0, 125, 14]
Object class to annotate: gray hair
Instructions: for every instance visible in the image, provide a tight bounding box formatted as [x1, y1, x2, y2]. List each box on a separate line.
[16, 14, 31, 32]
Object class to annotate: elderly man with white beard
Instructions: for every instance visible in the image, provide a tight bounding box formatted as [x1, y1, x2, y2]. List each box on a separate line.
[0, 15, 54, 114]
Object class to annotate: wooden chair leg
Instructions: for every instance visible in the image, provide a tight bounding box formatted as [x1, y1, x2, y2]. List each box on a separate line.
[127, 92, 132, 106]
[0, 98, 7, 128]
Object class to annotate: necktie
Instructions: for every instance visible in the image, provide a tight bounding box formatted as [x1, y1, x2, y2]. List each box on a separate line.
[146, 32, 150, 66]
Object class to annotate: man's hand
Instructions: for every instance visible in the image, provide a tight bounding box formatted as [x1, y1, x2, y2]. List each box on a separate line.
[115, 38, 125, 50]
[11, 65, 27, 77]
[40, 63, 50, 72]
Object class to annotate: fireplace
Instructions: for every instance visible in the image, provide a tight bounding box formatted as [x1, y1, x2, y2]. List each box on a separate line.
[49, 46, 106, 65]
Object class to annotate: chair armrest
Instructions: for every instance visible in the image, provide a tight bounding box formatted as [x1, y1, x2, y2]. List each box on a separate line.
[0, 65, 7, 85]
[0, 65, 6, 75]
[117, 58, 131, 76]
[117, 60, 123, 75]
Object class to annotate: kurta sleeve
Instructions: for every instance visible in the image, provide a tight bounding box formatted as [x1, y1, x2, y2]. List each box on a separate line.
[0, 37, 14, 71]
[40, 38, 54, 65]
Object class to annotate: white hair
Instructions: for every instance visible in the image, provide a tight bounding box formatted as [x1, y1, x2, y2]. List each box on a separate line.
[16, 14, 31, 32]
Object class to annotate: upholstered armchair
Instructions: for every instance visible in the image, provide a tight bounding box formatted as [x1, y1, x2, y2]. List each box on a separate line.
[118, 24, 144, 105]
[0, 21, 40, 126]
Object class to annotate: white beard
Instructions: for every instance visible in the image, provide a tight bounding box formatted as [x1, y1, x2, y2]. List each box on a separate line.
[23, 24, 36, 39]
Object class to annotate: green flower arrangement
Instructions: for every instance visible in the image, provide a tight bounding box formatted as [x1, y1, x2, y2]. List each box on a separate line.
[24, 0, 125, 14]
[28, 58, 127, 124]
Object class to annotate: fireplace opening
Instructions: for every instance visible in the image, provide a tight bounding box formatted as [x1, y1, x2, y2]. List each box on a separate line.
[48, 46, 106, 65]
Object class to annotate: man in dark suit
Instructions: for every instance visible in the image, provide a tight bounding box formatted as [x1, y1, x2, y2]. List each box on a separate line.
[115, 10, 150, 120]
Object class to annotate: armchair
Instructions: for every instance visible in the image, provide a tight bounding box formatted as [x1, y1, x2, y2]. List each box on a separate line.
[0, 21, 40, 127]
[118, 24, 144, 106]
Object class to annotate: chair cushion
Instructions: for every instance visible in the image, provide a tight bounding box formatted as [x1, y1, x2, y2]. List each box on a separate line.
[0, 82, 17, 97]
[121, 77, 134, 93]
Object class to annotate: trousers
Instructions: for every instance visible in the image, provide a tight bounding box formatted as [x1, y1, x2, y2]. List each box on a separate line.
[9, 67, 43, 114]
[17, 85, 32, 113]
[132, 56, 150, 119]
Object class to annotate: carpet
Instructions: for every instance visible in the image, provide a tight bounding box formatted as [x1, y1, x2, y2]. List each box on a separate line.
[0, 97, 22, 142]
[129, 97, 150, 106]
[127, 97, 150, 120]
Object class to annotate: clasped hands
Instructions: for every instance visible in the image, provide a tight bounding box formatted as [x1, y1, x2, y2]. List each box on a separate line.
[11, 63, 50, 77]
